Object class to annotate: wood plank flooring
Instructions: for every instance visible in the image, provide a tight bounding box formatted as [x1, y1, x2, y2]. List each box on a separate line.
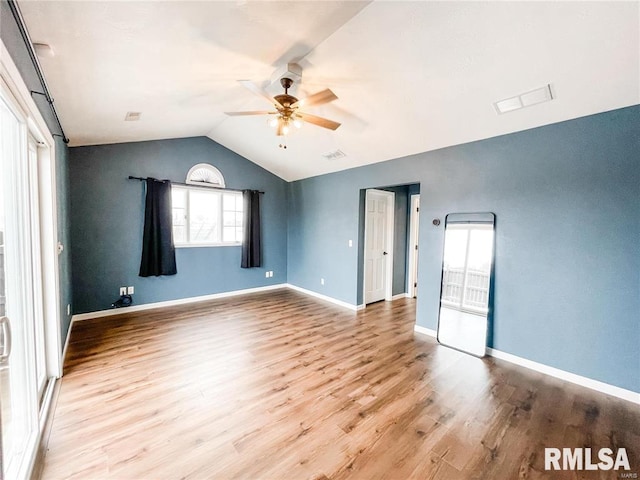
[40, 288, 639, 479]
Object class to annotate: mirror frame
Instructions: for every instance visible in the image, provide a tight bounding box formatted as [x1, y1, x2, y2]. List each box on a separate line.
[436, 212, 496, 357]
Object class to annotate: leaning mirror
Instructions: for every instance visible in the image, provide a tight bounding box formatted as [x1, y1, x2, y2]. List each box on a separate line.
[437, 213, 495, 357]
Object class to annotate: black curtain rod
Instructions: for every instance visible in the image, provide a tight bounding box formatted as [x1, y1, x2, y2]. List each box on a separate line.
[128, 176, 264, 194]
[8, 1, 70, 144]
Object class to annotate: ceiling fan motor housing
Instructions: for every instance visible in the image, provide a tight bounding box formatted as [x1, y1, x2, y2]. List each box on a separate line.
[275, 78, 299, 119]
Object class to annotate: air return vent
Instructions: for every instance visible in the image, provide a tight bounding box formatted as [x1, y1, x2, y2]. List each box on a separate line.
[322, 149, 346, 161]
[125, 111, 142, 121]
[494, 84, 553, 114]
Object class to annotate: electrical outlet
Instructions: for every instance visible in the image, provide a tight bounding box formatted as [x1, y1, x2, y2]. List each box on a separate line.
[269, 271, 274, 277]
[321, 278, 325, 285]
[265, 271, 270, 278]
[127, 286, 134, 295]
[67, 304, 70, 316]
[348, 240, 353, 247]
[119, 287, 127, 296]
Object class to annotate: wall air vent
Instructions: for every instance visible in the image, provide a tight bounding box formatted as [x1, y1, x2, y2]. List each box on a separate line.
[33, 43, 55, 57]
[125, 111, 142, 121]
[494, 84, 553, 114]
[322, 149, 346, 161]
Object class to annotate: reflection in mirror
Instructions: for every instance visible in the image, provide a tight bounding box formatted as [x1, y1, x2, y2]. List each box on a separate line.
[437, 213, 495, 357]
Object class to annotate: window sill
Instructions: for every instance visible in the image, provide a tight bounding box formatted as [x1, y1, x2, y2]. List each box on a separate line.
[175, 243, 242, 249]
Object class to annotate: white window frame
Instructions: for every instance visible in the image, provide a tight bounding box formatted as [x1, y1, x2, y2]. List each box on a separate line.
[1, 37, 62, 480]
[171, 185, 243, 248]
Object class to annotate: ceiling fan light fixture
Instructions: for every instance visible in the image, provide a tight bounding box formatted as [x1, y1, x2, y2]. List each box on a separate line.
[226, 76, 340, 136]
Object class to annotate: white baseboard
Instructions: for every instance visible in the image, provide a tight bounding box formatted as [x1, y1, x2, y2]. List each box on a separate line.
[486, 348, 639, 405]
[391, 293, 410, 301]
[412, 325, 639, 404]
[63, 283, 358, 367]
[286, 283, 362, 311]
[71, 284, 287, 322]
[414, 324, 437, 338]
[66, 286, 639, 405]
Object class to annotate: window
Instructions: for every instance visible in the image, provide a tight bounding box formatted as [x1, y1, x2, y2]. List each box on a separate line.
[441, 223, 493, 314]
[171, 165, 243, 246]
[186, 163, 225, 187]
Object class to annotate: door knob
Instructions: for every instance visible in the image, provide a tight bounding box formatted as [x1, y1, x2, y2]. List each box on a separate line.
[383, 251, 388, 255]
[0, 316, 12, 367]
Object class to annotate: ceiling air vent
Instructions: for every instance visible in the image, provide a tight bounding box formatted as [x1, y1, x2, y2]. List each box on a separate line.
[494, 84, 553, 114]
[125, 111, 142, 121]
[322, 149, 346, 161]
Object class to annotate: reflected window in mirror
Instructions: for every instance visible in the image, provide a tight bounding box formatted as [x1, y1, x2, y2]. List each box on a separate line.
[437, 213, 495, 357]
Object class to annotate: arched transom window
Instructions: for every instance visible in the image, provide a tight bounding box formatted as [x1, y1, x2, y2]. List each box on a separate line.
[186, 163, 225, 187]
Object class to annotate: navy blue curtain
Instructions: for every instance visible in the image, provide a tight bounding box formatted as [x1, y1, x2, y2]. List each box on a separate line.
[241, 190, 261, 268]
[139, 178, 177, 277]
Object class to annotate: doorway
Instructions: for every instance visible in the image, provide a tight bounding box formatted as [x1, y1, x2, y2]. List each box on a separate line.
[360, 184, 420, 308]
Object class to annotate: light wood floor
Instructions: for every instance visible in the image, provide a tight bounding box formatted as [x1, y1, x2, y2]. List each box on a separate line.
[40, 289, 639, 479]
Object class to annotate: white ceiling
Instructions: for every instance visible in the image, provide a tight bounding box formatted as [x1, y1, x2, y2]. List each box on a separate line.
[18, 1, 640, 181]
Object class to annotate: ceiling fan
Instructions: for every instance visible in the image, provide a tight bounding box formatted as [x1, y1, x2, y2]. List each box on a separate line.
[225, 78, 341, 136]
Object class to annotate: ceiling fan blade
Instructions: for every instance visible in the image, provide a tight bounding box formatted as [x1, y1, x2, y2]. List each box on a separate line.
[238, 80, 283, 108]
[224, 110, 276, 116]
[297, 112, 341, 131]
[291, 88, 338, 109]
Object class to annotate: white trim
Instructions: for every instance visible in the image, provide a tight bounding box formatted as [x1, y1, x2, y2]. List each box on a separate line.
[286, 284, 362, 311]
[384, 192, 395, 302]
[407, 194, 420, 298]
[175, 242, 241, 249]
[414, 324, 437, 338]
[412, 324, 638, 403]
[391, 293, 409, 301]
[487, 348, 640, 405]
[71, 284, 287, 322]
[65, 282, 640, 405]
[64, 284, 365, 365]
[60, 322, 74, 374]
[1, 36, 62, 480]
[0, 41, 62, 379]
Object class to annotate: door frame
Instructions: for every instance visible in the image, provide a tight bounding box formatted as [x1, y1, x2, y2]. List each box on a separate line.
[362, 189, 395, 306]
[407, 194, 420, 298]
[1, 37, 62, 479]
[1, 39, 61, 380]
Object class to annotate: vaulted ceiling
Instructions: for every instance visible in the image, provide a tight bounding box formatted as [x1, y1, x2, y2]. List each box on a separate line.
[18, 1, 640, 181]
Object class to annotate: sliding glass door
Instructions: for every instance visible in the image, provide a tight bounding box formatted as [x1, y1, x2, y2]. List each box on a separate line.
[1, 77, 45, 480]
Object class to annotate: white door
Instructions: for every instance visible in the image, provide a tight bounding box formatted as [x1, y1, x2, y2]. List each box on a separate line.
[1, 78, 42, 480]
[364, 189, 394, 304]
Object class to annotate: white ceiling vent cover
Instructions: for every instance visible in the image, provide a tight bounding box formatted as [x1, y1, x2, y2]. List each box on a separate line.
[494, 84, 553, 114]
[322, 149, 346, 161]
[124, 111, 142, 121]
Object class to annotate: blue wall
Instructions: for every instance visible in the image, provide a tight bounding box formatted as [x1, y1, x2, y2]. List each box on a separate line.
[1, 1, 74, 344]
[69, 137, 288, 314]
[287, 106, 640, 392]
